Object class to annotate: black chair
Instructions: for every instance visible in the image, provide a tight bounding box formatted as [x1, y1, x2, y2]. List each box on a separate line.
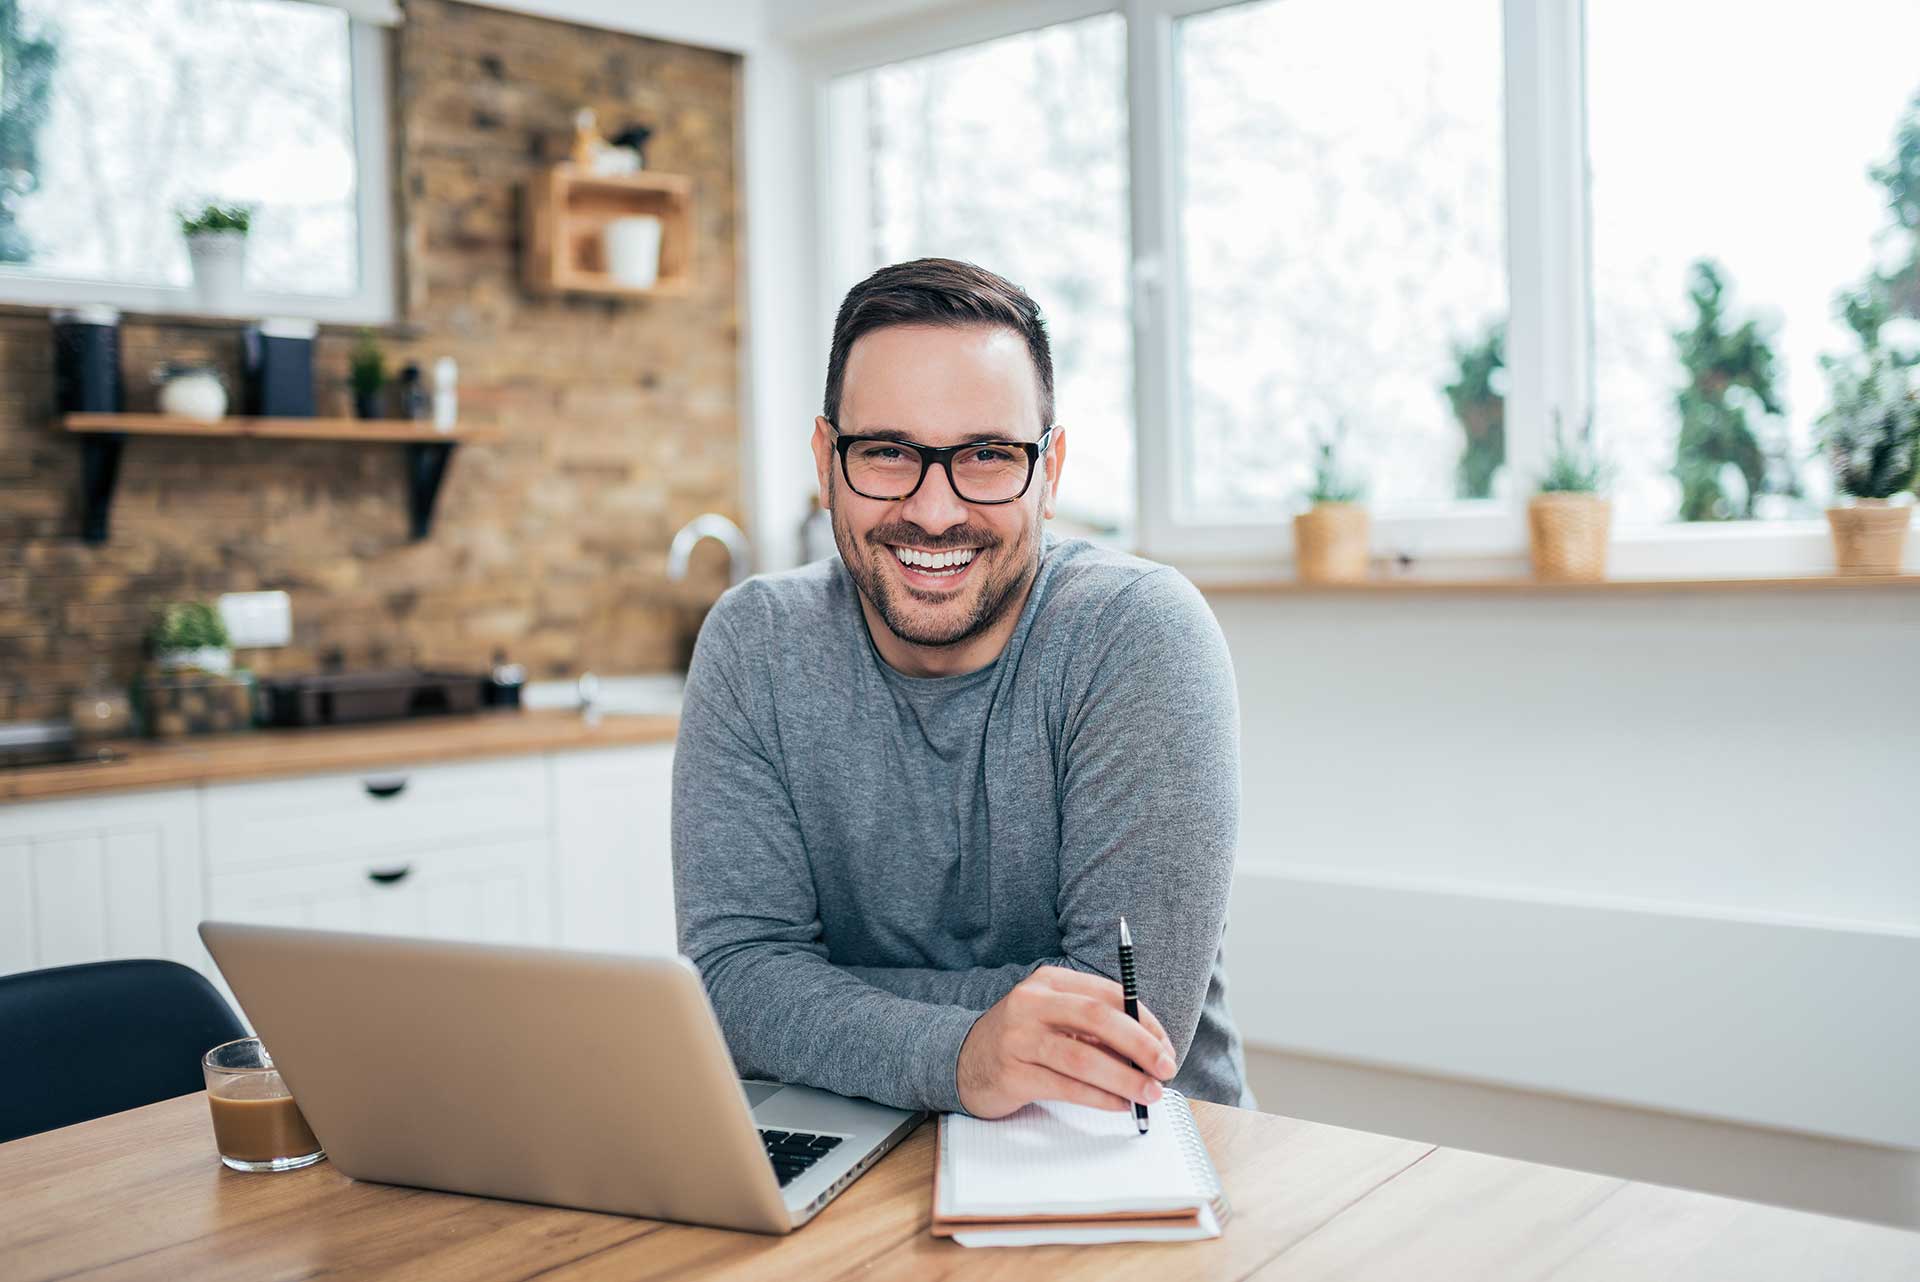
[0, 959, 248, 1144]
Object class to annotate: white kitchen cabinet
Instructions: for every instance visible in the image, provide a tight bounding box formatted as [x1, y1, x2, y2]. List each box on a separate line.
[201, 754, 557, 953]
[208, 838, 552, 946]
[0, 788, 204, 977]
[550, 743, 677, 956]
[202, 755, 551, 873]
[1, 737, 671, 983]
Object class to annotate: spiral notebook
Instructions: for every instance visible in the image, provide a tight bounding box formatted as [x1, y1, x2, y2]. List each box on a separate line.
[932, 1091, 1230, 1247]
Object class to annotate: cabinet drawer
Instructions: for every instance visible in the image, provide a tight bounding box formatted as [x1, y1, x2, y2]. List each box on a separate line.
[204, 755, 550, 872]
[208, 838, 552, 946]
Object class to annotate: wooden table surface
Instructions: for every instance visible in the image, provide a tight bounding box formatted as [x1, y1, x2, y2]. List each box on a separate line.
[5, 1094, 1918, 1281]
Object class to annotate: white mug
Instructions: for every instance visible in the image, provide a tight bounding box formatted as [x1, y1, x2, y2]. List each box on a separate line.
[604, 215, 662, 288]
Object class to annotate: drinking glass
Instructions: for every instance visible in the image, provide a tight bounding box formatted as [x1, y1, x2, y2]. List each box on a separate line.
[202, 1037, 326, 1172]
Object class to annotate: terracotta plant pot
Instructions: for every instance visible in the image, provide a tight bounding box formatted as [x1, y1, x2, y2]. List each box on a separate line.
[1826, 500, 1912, 575]
[1293, 503, 1369, 583]
[1527, 493, 1612, 582]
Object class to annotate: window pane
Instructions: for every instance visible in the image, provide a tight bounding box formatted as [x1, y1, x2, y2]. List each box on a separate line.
[1589, 2, 1920, 524]
[1178, 0, 1508, 516]
[845, 14, 1133, 534]
[1, 0, 360, 297]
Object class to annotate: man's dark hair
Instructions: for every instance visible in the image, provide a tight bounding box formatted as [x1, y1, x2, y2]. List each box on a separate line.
[823, 258, 1054, 433]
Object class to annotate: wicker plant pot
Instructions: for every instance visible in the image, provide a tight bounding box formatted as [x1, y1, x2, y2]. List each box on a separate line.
[1826, 501, 1912, 576]
[1294, 503, 1369, 583]
[1528, 493, 1612, 582]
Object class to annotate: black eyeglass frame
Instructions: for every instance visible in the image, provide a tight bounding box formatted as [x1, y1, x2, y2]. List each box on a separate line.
[828, 423, 1056, 505]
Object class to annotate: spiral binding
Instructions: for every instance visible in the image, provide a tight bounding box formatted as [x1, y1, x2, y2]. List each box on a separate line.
[1163, 1090, 1234, 1228]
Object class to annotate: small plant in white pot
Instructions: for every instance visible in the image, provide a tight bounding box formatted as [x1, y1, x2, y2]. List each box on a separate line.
[1528, 416, 1612, 582]
[178, 203, 252, 310]
[1817, 349, 1918, 575]
[1293, 429, 1369, 583]
[147, 601, 233, 676]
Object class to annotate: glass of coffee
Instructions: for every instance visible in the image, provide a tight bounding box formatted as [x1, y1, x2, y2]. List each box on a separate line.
[201, 1037, 325, 1172]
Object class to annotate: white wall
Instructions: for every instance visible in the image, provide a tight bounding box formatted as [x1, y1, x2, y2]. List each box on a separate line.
[1210, 584, 1920, 1156]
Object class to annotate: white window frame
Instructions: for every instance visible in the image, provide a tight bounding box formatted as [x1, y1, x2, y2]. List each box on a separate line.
[0, 13, 396, 326]
[798, 0, 1842, 578]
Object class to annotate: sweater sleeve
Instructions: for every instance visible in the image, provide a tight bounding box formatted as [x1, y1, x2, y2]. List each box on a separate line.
[1049, 569, 1241, 1064]
[671, 593, 980, 1113]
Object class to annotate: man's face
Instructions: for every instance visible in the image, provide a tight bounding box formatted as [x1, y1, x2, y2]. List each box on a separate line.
[813, 324, 1063, 652]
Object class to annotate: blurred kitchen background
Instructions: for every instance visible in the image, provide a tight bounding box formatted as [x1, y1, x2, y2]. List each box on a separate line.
[3, 0, 1917, 1232]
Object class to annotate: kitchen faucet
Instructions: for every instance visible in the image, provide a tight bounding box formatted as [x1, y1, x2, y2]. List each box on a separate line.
[666, 513, 752, 587]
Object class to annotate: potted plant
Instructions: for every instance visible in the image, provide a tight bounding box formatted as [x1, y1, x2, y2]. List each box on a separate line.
[349, 328, 387, 420]
[1529, 415, 1612, 582]
[178, 203, 252, 309]
[1817, 351, 1919, 575]
[1293, 429, 1369, 583]
[147, 601, 233, 676]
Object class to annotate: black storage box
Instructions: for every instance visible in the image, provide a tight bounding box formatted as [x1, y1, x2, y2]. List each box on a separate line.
[52, 306, 124, 413]
[243, 317, 318, 416]
[258, 670, 489, 727]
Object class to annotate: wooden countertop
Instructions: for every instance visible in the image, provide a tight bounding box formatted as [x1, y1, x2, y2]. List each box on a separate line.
[6, 1092, 1917, 1280]
[0, 708, 678, 804]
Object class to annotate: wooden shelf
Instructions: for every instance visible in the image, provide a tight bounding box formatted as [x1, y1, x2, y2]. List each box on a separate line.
[60, 414, 498, 544]
[62, 413, 499, 444]
[1193, 574, 1920, 596]
[523, 165, 694, 299]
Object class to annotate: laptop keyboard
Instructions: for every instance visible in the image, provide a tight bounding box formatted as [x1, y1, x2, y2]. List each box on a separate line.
[758, 1129, 844, 1187]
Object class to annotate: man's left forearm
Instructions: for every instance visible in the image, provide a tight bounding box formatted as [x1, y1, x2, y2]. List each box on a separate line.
[841, 958, 1061, 1010]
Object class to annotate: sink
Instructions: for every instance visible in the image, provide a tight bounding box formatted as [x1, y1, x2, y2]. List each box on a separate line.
[522, 674, 686, 717]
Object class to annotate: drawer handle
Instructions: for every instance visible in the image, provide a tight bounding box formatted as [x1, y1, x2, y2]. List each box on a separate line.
[363, 776, 409, 800]
[367, 864, 413, 885]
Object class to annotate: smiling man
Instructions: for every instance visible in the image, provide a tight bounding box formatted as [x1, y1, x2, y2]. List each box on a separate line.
[673, 258, 1249, 1117]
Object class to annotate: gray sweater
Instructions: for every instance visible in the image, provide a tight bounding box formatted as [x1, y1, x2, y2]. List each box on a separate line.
[671, 537, 1249, 1113]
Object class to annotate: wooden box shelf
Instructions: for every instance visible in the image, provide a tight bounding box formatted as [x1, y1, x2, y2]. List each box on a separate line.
[524, 166, 694, 298]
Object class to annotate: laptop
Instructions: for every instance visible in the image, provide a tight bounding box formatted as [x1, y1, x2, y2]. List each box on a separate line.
[197, 922, 924, 1234]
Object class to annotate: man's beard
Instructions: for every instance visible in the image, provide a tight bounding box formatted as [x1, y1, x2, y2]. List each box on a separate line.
[829, 473, 1039, 649]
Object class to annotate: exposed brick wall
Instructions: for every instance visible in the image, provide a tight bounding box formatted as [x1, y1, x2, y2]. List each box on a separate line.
[0, 0, 743, 721]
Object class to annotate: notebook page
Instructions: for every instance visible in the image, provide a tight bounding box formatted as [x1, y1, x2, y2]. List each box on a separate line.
[943, 1096, 1210, 1218]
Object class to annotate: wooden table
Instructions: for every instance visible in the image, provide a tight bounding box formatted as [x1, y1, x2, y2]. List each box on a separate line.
[5, 1093, 1917, 1280]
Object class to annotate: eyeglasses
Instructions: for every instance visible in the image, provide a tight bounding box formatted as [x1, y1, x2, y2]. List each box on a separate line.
[829, 424, 1055, 505]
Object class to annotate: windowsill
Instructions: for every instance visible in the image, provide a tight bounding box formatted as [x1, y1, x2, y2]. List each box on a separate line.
[1154, 515, 1917, 585]
[1190, 572, 1920, 596]
[0, 301, 422, 340]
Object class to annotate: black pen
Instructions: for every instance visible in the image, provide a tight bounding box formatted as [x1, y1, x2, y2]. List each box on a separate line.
[1119, 916, 1148, 1134]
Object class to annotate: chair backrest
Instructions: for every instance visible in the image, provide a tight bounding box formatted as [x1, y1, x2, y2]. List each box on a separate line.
[0, 959, 248, 1144]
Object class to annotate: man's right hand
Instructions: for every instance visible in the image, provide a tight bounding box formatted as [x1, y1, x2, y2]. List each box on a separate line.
[955, 965, 1179, 1118]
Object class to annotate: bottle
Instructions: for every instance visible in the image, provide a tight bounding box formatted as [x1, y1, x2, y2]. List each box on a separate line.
[432, 356, 458, 434]
[398, 363, 429, 420]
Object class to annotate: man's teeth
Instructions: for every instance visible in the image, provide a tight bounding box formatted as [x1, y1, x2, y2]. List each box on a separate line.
[893, 545, 977, 573]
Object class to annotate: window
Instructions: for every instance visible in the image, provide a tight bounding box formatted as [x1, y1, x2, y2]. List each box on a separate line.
[0, 0, 392, 321]
[824, 14, 1133, 536]
[1588, 0, 1920, 526]
[805, 0, 1890, 574]
[1176, 0, 1508, 517]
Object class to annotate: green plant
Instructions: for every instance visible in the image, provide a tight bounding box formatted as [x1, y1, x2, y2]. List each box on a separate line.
[1817, 350, 1920, 499]
[1443, 319, 1506, 499]
[0, 0, 59, 264]
[147, 601, 229, 654]
[177, 203, 252, 236]
[1304, 426, 1365, 505]
[350, 328, 387, 397]
[1537, 413, 1610, 495]
[1671, 260, 1788, 520]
